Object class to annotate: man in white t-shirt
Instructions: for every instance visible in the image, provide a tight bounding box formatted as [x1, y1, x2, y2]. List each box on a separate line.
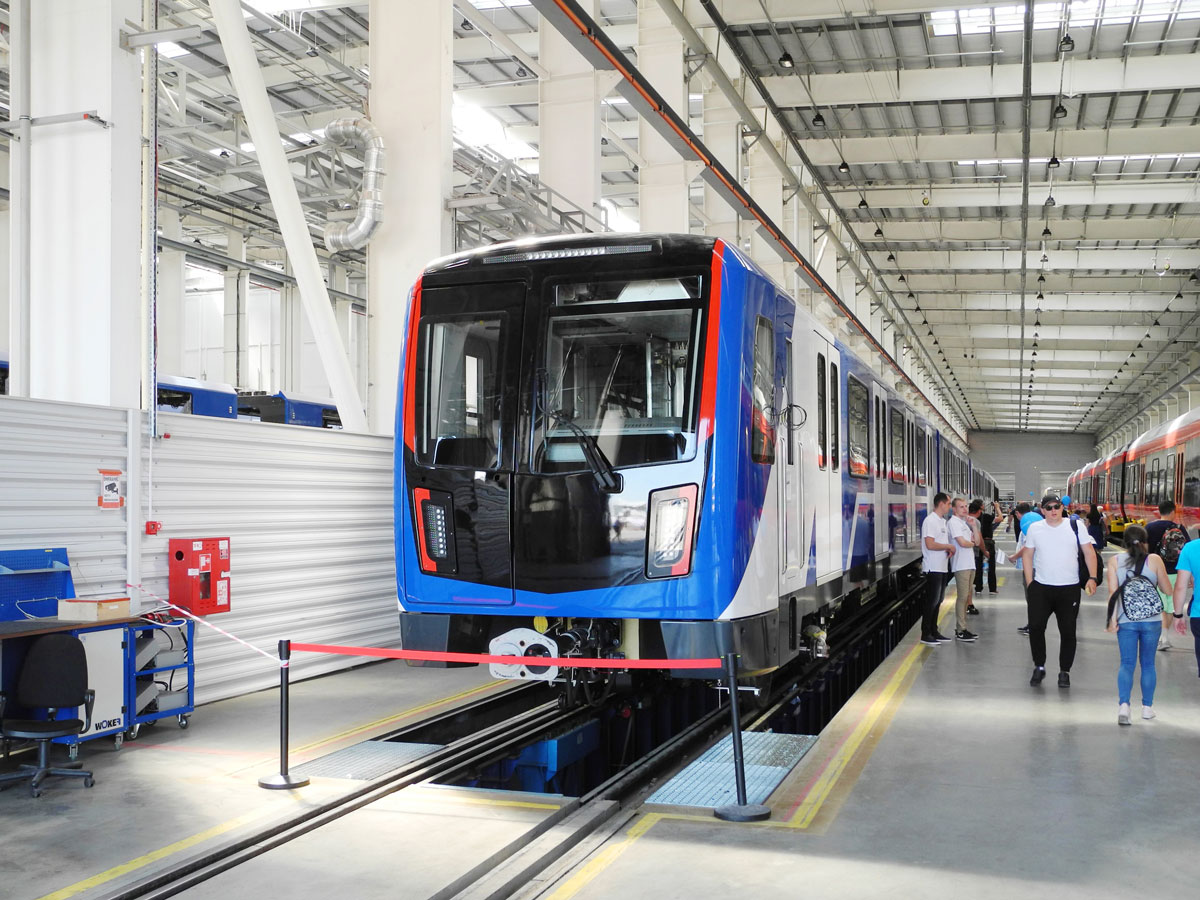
[919, 492, 956, 646]
[1022, 494, 1099, 688]
[948, 498, 979, 642]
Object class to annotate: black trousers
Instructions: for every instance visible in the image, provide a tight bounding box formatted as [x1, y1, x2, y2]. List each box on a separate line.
[974, 539, 997, 592]
[1028, 581, 1082, 671]
[922, 570, 950, 639]
[1192, 618, 1200, 677]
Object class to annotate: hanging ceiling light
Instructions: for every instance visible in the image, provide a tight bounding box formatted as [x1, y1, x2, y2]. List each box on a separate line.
[1190, 272, 1198, 283]
[1042, 226, 1052, 238]
[811, 111, 826, 127]
[516, 66, 528, 78]
[907, 292, 915, 300]
[1037, 273, 1046, 284]
[779, 51, 795, 69]
[461, 18, 473, 30]
[1060, 33, 1075, 53]
[1176, 290, 1184, 300]
[839, 160, 850, 174]
[858, 197, 868, 209]
[897, 274, 906, 283]
[1048, 155, 1061, 169]
[1045, 195, 1056, 207]
[887, 252, 896, 262]
[874, 226, 884, 237]
[1041, 254, 1049, 263]
[1054, 102, 1068, 119]
[1037, 291, 1044, 300]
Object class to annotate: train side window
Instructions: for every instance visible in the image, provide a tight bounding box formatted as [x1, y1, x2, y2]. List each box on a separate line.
[750, 317, 775, 465]
[816, 354, 827, 469]
[1166, 453, 1176, 504]
[1185, 442, 1200, 508]
[847, 377, 869, 478]
[890, 409, 905, 484]
[915, 428, 926, 486]
[830, 363, 840, 471]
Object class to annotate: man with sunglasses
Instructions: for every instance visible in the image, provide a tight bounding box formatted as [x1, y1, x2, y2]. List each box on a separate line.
[1022, 494, 1099, 687]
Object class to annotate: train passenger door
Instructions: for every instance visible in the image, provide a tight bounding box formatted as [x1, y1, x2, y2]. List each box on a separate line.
[871, 383, 888, 559]
[812, 335, 838, 580]
[779, 337, 804, 595]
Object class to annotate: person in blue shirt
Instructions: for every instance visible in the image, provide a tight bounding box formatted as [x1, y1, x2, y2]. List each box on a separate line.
[1169, 538, 1200, 676]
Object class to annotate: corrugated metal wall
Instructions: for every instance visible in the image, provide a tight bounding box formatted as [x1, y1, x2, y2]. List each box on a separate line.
[1, 395, 401, 705]
[0, 397, 133, 600]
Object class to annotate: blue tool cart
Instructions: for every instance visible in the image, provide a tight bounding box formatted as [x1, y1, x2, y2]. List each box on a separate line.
[124, 618, 195, 739]
[0, 548, 75, 620]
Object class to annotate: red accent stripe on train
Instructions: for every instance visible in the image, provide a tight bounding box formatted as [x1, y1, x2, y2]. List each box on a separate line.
[402, 278, 423, 452]
[698, 241, 724, 441]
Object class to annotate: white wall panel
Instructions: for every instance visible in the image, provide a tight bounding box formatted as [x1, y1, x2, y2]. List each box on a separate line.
[0, 396, 132, 600]
[1, 395, 401, 707]
[138, 412, 399, 704]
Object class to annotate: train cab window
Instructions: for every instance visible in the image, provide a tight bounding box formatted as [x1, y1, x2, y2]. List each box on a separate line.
[536, 291, 703, 473]
[847, 377, 869, 478]
[750, 317, 776, 465]
[817, 354, 827, 469]
[830, 363, 840, 471]
[414, 315, 504, 470]
[890, 409, 905, 483]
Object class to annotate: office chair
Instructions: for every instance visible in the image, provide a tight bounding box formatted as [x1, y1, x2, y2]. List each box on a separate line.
[0, 633, 96, 797]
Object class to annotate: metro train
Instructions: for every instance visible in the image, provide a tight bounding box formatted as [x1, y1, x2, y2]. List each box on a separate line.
[1068, 404, 1200, 537]
[393, 234, 995, 685]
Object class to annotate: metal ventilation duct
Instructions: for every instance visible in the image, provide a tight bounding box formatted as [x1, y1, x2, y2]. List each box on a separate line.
[323, 117, 386, 251]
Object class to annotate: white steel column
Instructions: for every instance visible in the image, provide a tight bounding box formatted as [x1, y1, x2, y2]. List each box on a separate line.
[701, 79, 740, 248]
[6, 0, 30, 395]
[539, 0, 609, 219]
[366, 0, 453, 433]
[210, 0, 367, 431]
[746, 134, 786, 286]
[25, 0, 142, 407]
[222, 230, 249, 388]
[636, 0, 692, 232]
[156, 209, 186, 376]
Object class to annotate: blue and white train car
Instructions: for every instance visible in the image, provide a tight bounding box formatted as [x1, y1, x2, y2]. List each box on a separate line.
[393, 233, 974, 682]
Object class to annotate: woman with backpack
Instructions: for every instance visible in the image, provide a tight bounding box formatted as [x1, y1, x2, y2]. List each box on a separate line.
[1105, 524, 1170, 726]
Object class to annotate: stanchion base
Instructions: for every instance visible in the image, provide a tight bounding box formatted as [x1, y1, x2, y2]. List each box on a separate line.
[258, 772, 310, 790]
[714, 803, 771, 823]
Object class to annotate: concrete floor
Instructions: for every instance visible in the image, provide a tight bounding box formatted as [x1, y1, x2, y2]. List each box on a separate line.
[528, 545, 1200, 899]
[6, 540, 1200, 900]
[0, 660, 541, 900]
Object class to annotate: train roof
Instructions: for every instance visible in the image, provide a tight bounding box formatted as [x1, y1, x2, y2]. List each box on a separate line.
[422, 232, 717, 277]
[157, 374, 237, 396]
[1127, 404, 1200, 457]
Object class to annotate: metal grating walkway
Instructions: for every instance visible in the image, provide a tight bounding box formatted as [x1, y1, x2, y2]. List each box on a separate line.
[647, 732, 817, 809]
[292, 741, 443, 781]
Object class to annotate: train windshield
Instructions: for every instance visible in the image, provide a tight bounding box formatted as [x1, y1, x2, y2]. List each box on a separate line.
[535, 275, 704, 473]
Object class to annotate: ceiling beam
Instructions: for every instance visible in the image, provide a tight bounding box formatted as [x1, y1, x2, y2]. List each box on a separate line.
[804, 125, 1200, 167]
[709, 0, 1003, 24]
[762, 55, 1200, 108]
[831, 180, 1200, 208]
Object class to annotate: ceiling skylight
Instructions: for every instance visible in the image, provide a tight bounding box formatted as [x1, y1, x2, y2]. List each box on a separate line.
[930, 1, 1200, 37]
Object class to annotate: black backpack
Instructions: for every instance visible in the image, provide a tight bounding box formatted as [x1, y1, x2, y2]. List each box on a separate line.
[1160, 525, 1188, 570]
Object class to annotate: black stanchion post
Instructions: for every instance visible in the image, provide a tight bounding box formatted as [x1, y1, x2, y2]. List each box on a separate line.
[259, 639, 310, 790]
[714, 651, 770, 822]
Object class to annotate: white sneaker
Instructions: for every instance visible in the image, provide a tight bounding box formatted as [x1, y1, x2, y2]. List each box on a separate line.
[1158, 638, 1171, 651]
[1118, 703, 1131, 726]
[1143, 706, 1156, 720]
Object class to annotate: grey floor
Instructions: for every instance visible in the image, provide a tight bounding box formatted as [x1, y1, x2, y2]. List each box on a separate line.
[533, 546, 1200, 899]
[6, 544, 1200, 900]
[0, 659, 539, 900]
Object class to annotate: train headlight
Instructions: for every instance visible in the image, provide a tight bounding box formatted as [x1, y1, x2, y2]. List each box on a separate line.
[645, 484, 699, 578]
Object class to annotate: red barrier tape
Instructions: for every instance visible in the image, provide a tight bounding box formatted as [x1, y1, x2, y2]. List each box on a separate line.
[289, 642, 722, 670]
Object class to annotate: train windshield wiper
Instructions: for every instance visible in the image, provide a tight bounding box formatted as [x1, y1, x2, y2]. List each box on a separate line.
[548, 410, 622, 494]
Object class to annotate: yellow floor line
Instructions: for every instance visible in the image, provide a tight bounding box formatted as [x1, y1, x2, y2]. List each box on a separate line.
[42, 679, 509, 899]
[292, 679, 507, 756]
[37, 811, 266, 900]
[543, 598, 950, 898]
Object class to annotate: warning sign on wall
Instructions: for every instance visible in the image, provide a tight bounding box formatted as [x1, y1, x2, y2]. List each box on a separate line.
[98, 469, 124, 509]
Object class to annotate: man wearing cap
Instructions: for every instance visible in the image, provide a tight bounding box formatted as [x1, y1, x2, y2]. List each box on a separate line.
[1022, 494, 1099, 687]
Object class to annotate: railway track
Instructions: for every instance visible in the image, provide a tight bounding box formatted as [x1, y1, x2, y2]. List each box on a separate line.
[95, 571, 928, 900]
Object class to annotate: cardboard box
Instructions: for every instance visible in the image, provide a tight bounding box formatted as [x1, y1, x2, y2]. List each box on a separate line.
[58, 597, 132, 622]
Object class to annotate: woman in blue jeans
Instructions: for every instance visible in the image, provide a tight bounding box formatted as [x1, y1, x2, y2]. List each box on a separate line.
[1105, 525, 1170, 726]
